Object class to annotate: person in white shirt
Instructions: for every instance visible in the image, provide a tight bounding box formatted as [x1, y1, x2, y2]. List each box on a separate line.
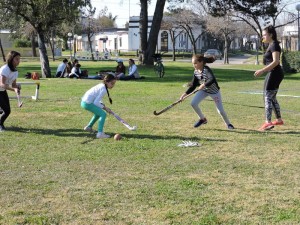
[81, 74, 117, 139]
[0, 51, 21, 132]
[119, 59, 140, 80]
[55, 58, 68, 78]
[69, 63, 82, 78]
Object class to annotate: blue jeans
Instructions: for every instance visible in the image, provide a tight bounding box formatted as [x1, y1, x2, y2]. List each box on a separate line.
[81, 101, 107, 132]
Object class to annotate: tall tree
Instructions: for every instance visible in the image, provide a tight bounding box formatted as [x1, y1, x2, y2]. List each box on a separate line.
[81, 5, 97, 61]
[144, 0, 167, 65]
[0, 0, 90, 78]
[161, 15, 184, 61]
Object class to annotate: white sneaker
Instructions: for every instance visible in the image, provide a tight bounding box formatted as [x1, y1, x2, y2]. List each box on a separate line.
[96, 132, 110, 139]
[84, 126, 95, 133]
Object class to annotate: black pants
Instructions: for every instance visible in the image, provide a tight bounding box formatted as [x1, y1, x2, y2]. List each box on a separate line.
[0, 91, 11, 126]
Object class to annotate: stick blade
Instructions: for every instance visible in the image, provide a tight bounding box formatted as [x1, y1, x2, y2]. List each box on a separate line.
[153, 111, 161, 116]
[130, 125, 137, 131]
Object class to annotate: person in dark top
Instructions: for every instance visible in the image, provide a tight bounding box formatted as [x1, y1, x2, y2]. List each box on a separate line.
[179, 54, 234, 129]
[254, 25, 284, 131]
[115, 59, 126, 79]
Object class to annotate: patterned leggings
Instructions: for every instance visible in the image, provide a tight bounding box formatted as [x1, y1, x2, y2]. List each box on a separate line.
[264, 90, 281, 122]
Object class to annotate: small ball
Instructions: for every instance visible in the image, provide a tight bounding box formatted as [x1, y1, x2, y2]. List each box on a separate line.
[114, 133, 122, 141]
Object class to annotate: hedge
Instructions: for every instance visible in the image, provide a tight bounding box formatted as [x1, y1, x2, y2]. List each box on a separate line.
[282, 51, 300, 73]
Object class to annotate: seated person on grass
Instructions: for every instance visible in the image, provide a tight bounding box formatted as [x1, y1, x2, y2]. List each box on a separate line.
[115, 59, 126, 79]
[69, 63, 84, 78]
[119, 59, 140, 80]
[55, 58, 68, 78]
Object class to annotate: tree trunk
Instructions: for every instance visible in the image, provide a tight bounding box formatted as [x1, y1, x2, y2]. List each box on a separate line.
[88, 35, 95, 61]
[144, 0, 166, 65]
[31, 35, 37, 57]
[0, 38, 6, 62]
[223, 34, 229, 64]
[139, 0, 148, 64]
[37, 33, 51, 78]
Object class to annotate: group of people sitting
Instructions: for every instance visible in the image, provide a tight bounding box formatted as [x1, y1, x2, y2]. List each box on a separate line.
[56, 57, 142, 80]
[56, 59, 88, 79]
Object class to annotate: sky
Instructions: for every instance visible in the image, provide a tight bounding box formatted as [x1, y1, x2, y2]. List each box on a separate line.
[90, 0, 169, 28]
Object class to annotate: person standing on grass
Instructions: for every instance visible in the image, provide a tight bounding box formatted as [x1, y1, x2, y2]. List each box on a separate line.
[254, 25, 284, 131]
[179, 54, 234, 130]
[0, 51, 21, 132]
[81, 74, 117, 139]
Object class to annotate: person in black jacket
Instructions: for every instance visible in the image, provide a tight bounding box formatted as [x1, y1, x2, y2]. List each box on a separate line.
[179, 54, 234, 129]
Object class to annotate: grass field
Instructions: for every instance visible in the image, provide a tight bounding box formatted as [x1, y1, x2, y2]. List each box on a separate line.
[1, 58, 300, 224]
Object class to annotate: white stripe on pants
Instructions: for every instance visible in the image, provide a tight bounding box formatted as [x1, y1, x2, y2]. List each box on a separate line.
[190, 90, 231, 125]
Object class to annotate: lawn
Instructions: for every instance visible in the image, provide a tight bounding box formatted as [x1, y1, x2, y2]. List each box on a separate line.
[0, 58, 300, 224]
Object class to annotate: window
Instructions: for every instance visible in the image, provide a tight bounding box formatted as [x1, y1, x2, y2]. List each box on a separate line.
[161, 31, 168, 52]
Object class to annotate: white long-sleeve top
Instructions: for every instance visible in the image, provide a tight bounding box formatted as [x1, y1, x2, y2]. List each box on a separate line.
[81, 83, 107, 108]
[128, 64, 140, 78]
[56, 62, 67, 73]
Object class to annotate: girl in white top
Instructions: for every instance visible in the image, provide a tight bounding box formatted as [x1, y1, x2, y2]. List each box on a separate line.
[0, 51, 21, 132]
[81, 74, 117, 139]
[119, 59, 140, 80]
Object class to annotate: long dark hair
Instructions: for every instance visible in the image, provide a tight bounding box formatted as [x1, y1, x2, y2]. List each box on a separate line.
[7, 51, 21, 72]
[192, 54, 215, 64]
[103, 74, 116, 104]
[264, 25, 278, 42]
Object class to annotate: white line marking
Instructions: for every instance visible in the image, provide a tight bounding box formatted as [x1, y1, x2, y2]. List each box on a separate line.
[239, 92, 300, 98]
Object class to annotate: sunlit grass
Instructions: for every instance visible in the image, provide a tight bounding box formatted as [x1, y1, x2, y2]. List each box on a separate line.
[0, 59, 300, 224]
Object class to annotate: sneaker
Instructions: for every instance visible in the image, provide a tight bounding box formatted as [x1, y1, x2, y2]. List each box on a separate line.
[272, 119, 284, 126]
[96, 132, 110, 139]
[258, 122, 274, 131]
[84, 126, 95, 133]
[227, 124, 235, 129]
[0, 125, 5, 132]
[194, 118, 207, 128]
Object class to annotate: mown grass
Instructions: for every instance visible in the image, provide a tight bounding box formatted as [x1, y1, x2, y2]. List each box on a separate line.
[0, 58, 300, 224]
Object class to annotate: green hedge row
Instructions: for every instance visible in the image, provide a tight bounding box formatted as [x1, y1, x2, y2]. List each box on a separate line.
[282, 51, 300, 73]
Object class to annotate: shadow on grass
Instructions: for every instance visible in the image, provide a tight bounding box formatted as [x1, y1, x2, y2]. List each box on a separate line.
[8, 126, 228, 143]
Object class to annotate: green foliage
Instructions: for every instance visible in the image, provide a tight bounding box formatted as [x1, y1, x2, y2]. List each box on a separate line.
[13, 39, 31, 48]
[282, 51, 300, 73]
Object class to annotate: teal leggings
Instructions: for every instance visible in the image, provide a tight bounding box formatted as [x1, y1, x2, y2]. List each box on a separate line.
[81, 101, 107, 132]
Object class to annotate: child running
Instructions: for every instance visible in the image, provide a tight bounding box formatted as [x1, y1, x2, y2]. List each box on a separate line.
[81, 74, 116, 139]
[179, 54, 234, 129]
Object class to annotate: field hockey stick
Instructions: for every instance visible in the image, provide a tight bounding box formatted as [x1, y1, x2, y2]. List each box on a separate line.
[101, 104, 137, 131]
[110, 110, 137, 131]
[153, 89, 199, 116]
[16, 85, 23, 107]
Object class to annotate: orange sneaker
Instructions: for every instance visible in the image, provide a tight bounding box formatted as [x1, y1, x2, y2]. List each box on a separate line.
[258, 122, 274, 131]
[272, 119, 284, 126]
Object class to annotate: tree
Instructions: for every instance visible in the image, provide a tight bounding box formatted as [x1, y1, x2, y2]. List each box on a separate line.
[95, 6, 118, 28]
[175, 9, 205, 54]
[206, 15, 236, 64]
[81, 5, 97, 61]
[161, 15, 184, 61]
[0, 0, 90, 78]
[144, 0, 167, 65]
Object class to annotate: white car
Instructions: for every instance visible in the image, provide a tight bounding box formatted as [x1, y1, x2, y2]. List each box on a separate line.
[204, 49, 223, 60]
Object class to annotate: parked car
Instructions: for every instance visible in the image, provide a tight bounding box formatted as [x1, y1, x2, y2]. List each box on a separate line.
[204, 49, 222, 60]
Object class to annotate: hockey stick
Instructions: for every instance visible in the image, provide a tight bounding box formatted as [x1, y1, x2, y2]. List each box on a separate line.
[16, 85, 23, 107]
[109, 110, 137, 131]
[153, 89, 199, 116]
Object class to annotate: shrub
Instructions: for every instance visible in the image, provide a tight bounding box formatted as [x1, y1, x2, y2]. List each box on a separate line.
[282, 51, 300, 73]
[13, 39, 31, 48]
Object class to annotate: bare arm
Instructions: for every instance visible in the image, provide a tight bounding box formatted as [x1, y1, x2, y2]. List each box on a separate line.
[254, 51, 280, 77]
[0, 75, 18, 93]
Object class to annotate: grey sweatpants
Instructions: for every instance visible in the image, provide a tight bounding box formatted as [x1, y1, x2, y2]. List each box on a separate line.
[191, 90, 231, 125]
